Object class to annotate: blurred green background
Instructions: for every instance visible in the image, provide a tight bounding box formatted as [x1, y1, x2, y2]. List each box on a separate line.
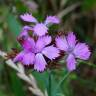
[0, 0, 96, 96]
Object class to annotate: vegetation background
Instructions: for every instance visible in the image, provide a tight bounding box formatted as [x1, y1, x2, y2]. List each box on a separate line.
[0, 0, 96, 96]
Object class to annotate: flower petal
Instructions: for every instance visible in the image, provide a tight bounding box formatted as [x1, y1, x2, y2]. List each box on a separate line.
[66, 54, 76, 72]
[22, 52, 35, 65]
[55, 36, 68, 51]
[44, 16, 60, 25]
[20, 13, 38, 23]
[13, 51, 25, 62]
[33, 23, 48, 36]
[42, 35, 52, 45]
[35, 37, 45, 53]
[67, 32, 76, 48]
[22, 37, 35, 51]
[18, 26, 33, 38]
[42, 45, 60, 60]
[35, 36, 52, 53]
[73, 43, 91, 60]
[34, 53, 47, 72]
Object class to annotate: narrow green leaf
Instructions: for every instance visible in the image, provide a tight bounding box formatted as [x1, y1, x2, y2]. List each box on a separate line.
[7, 13, 22, 36]
[9, 71, 26, 96]
[32, 71, 49, 92]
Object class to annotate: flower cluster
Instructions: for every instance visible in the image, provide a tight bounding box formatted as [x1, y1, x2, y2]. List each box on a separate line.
[14, 13, 91, 72]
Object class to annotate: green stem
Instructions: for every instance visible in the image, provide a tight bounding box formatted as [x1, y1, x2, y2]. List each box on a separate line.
[78, 60, 96, 68]
[54, 72, 70, 94]
[48, 70, 52, 96]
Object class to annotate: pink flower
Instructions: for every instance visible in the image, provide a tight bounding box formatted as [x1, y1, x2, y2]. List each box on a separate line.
[20, 13, 60, 36]
[44, 16, 60, 25]
[18, 26, 32, 38]
[20, 13, 38, 23]
[33, 23, 48, 36]
[56, 32, 91, 71]
[14, 36, 60, 72]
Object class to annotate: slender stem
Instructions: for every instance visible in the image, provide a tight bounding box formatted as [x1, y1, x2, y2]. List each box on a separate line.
[48, 70, 52, 96]
[54, 60, 94, 94]
[49, 72, 51, 96]
[54, 72, 70, 94]
[78, 60, 96, 68]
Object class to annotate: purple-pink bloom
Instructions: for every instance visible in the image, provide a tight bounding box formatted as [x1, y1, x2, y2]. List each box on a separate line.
[33, 23, 48, 36]
[44, 16, 60, 25]
[20, 13, 38, 23]
[14, 36, 60, 72]
[20, 13, 60, 36]
[18, 26, 33, 38]
[55, 32, 91, 72]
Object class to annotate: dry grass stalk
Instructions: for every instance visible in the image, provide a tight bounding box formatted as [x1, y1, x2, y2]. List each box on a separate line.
[0, 50, 48, 96]
[57, 2, 81, 18]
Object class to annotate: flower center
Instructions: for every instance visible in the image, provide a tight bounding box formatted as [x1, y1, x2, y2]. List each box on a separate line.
[33, 47, 43, 54]
[67, 47, 73, 54]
